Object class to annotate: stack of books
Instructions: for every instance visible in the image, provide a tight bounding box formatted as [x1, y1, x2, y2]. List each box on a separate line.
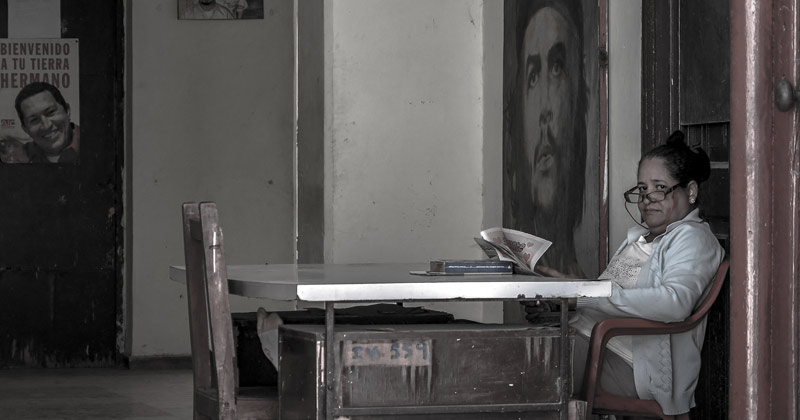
[423, 259, 513, 275]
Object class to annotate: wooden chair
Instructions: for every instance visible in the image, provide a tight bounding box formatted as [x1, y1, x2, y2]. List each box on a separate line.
[182, 202, 278, 420]
[581, 259, 730, 420]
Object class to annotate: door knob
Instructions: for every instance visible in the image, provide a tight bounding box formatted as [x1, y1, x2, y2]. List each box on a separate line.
[775, 77, 800, 112]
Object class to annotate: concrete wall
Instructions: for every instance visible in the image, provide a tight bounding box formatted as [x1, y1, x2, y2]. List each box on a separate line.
[325, 0, 489, 262]
[128, 0, 296, 358]
[608, 1, 642, 250]
[319, 0, 501, 322]
[125, 0, 641, 356]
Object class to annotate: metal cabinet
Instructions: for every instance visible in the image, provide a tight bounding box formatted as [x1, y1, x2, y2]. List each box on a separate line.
[279, 323, 570, 420]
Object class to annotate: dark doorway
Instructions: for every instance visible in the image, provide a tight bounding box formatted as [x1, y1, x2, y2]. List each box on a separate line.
[642, 0, 731, 418]
[0, 0, 124, 367]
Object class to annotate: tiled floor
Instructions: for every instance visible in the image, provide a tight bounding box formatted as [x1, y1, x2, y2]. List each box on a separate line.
[0, 368, 194, 420]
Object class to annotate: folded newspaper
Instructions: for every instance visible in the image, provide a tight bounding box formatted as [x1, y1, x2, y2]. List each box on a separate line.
[474, 227, 551, 275]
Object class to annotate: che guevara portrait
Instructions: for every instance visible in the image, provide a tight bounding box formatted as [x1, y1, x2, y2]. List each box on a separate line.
[503, 0, 601, 279]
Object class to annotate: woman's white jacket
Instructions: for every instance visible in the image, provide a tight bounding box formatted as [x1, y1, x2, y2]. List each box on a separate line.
[578, 209, 725, 415]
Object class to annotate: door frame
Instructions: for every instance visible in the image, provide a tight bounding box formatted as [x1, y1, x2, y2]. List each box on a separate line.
[730, 0, 800, 418]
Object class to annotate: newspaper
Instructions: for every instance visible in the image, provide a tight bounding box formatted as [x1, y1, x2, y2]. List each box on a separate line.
[474, 227, 551, 276]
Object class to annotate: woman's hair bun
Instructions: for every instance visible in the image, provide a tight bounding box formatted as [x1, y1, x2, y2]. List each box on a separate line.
[666, 130, 686, 147]
[643, 129, 712, 185]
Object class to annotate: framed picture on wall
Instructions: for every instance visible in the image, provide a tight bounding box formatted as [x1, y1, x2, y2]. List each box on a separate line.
[0, 38, 81, 164]
[178, 0, 265, 20]
[503, 0, 608, 280]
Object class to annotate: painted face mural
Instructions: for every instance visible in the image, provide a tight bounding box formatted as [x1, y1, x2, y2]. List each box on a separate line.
[521, 7, 582, 215]
[504, 0, 596, 279]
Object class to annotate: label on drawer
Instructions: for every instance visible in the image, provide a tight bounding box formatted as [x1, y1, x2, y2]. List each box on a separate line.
[343, 340, 432, 367]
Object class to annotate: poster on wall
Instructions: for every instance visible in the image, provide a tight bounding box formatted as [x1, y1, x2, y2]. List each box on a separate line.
[0, 38, 80, 164]
[503, 0, 602, 278]
[178, 0, 265, 20]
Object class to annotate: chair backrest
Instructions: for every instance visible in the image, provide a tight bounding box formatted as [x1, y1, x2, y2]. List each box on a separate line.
[682, 259, 730, 328]
[583, 258, 731, 419]
[182, 202, 237, 419]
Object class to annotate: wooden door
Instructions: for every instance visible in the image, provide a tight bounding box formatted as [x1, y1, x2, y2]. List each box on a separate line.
[0, 1, 124, 367]
[642, 1, 730, 418]
[729, 0, 800, 417]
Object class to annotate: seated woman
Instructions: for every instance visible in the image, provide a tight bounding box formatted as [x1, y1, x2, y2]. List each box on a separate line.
[528, 130, 724, 416]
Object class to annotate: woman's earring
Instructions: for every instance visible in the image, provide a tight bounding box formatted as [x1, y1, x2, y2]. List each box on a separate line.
[689, 197, 696, 204]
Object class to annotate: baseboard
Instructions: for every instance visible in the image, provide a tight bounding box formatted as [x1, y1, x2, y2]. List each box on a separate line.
[127, 355, 192, 370]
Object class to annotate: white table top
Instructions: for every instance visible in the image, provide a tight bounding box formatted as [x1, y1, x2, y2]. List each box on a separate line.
[170, 263, 612, 302]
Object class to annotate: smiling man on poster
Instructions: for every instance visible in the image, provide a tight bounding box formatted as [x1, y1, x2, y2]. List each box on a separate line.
[0, 81, 79, 163]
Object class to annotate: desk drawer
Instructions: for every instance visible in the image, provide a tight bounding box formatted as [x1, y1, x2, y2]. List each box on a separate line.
[279, 324, 570, 420]
[233, 304, 454, 387]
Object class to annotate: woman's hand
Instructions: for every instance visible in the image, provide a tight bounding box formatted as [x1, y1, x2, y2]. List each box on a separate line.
[521, 299, 555, 322]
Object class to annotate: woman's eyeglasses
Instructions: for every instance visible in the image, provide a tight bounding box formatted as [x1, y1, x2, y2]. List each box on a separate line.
[624, 183, 686, 203]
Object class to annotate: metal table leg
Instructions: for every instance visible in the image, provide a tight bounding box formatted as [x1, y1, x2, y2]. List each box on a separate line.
[325, 301, 335, 420]
[560, 298, 570, 420]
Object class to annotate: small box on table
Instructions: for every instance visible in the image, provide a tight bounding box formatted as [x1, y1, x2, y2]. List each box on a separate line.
[279, 323, 573, 420]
